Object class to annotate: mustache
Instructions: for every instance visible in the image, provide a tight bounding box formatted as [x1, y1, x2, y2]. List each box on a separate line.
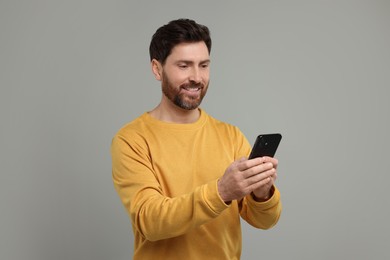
[180, 82, 204, 89]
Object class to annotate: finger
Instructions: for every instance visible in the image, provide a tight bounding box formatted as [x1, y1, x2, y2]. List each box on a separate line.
[245, 168, 276, 185]
[242, 162, 274, 179]
[271, 171, 277, 182]
[263, 156, 278, 168]
[232, 157, 248, 169]
[249, 175, 273, 191]
[237, 157, 266, 171]
[268, 176, 275, 185]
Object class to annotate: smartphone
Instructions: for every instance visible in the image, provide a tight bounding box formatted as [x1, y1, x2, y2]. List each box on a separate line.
[248, 133, 282, 159]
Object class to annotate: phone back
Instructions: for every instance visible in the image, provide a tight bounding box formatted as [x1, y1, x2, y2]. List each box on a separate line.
[249, 133, 282, 159]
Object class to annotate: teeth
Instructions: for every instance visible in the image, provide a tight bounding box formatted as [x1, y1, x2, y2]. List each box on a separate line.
[184, 87, 200, 92]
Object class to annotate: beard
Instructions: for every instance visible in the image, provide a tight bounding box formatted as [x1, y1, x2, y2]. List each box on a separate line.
[161, 71, 208, 110]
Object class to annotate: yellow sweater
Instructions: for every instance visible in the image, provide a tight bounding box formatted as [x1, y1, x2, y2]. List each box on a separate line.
[111, 109, 281, 259]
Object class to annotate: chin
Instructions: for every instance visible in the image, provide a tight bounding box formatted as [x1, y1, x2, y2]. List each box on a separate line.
[174, 97, 203, 111]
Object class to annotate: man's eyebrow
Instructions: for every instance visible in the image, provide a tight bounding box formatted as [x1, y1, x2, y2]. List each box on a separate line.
[176, 59, 211, 64]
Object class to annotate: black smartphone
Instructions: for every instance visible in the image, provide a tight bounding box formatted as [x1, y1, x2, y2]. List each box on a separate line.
[248, 133, 282, 159]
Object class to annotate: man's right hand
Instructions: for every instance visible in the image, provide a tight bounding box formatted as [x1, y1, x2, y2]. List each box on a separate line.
[217, 157, 276, 203]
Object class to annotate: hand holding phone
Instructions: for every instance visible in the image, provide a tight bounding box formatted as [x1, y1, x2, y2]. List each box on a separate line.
[248, 133, 282, 159]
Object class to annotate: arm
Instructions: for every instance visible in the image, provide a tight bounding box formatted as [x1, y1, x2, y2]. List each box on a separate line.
[242, 156, 282, 229]
[111, 135, 229, 241]
[217, 156, 282, 229]
[215, 127, 282, 229]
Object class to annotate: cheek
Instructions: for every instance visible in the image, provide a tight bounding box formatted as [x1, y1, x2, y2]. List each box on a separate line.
[167, 70, 189, 84]
[202, 70, 210, 81]
[202, 76, 210, 86]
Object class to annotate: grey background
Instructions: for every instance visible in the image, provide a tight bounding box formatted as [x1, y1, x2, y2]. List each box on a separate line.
[1, 0, 389, 259]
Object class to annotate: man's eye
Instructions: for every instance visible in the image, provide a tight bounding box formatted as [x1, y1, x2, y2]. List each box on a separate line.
[201, 64, 209, 68]
[178, 64, 188, 69]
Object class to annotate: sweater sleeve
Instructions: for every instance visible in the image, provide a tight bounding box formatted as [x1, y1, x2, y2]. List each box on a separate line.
[239, 186, 282, 229]
[111, 134, 229, 241]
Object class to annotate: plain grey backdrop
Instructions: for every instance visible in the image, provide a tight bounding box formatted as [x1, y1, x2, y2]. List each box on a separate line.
[1, 0, 389, 259]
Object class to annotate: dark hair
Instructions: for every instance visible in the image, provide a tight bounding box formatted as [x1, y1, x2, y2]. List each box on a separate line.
[149, 18, 212, 64]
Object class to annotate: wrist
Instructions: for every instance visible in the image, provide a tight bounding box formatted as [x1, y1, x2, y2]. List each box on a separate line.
[217, 179, 231, 205]
[251, 192, 269, 202]
[252, 186, 275, 202]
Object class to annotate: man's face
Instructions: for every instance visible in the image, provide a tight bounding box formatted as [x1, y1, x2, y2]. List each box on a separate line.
[159, 42, 210, 110]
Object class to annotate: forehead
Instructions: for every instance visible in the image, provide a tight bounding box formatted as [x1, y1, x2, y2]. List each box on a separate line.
[166, 42, 210, 63]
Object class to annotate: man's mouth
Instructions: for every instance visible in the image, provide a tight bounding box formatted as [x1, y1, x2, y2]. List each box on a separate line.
[182, 86, 201, 92]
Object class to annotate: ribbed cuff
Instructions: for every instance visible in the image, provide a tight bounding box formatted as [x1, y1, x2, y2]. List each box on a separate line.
[202, 179, 230, 216]
[247, 186, 280, 210]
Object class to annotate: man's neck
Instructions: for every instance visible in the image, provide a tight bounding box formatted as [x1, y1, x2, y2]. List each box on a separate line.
[149, 103, 200, 124]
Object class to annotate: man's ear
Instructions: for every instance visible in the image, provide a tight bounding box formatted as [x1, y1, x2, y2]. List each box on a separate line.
[151, 59, 163, 81]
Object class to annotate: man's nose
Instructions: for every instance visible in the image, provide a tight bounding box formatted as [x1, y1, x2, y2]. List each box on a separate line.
[189, 68, 201, 83]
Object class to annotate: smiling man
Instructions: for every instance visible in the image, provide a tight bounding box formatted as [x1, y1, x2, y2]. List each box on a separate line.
[111, 18, 282, 260]
[150, 41, 210, 122]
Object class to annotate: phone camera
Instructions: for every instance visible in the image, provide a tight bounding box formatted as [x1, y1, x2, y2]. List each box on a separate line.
[259, 136, 268, 147]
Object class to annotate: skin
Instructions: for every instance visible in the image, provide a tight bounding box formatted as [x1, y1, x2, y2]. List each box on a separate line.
[150, 41, 277, 202]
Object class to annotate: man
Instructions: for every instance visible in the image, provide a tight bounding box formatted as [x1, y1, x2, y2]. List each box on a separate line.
[111, 18, 281, 259]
